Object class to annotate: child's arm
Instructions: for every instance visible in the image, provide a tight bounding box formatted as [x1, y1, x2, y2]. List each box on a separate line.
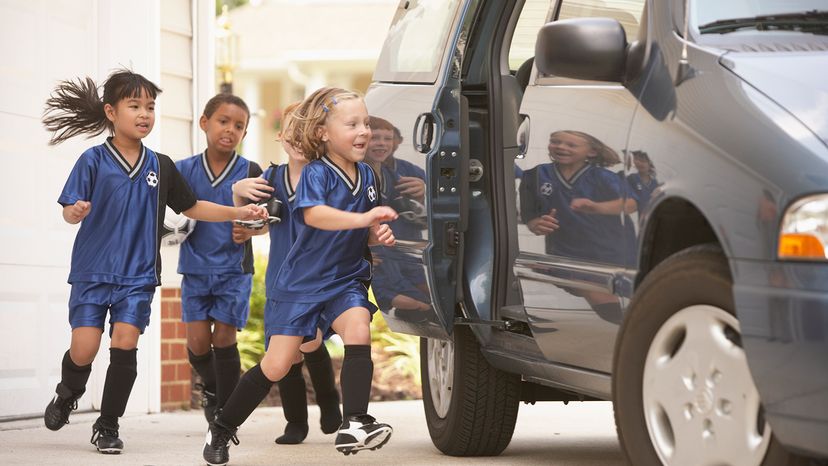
[304, 205, 398, 231]
[571, 198, 629, 215]
[231, 224, 267, 243]
[232, 177, 274, 206]
[527, 208, 559, 235]
[183, 201, 267, 222]
[62, 200, 91, 224]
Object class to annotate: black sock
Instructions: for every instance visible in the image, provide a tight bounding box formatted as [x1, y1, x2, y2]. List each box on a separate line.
[216, 364, 274, 429]
[303, 345, 341, 433]
[100, 348, 137, 422]
[340, 345, 372, 418]
[275, 362, 309, 444]
[61, 350, 92, 395]
[188, 348, 216, 393]
[213, 343, 241, 409]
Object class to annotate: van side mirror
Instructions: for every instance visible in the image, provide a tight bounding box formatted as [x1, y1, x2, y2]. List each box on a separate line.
[535, 18, 627, 82]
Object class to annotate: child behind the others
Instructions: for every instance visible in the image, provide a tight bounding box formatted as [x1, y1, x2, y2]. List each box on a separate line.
[42, 70, 266, 455]
[202, 87, 397, 465]
[175, 93, 265, 424]
[231, 102, 343, 445]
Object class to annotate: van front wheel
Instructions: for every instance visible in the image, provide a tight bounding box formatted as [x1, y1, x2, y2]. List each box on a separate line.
[421, 325, 520, 456]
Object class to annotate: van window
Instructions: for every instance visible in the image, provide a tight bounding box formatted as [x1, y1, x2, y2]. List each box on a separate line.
[508, 0, 553, 71]
[373, 0, 463, 83]
[558, 0, 645, 41]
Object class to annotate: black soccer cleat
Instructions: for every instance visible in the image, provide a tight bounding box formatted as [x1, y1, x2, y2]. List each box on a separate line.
[90, 419, 124, 454]
[334, 414, 392, 455]
[44, 383, 84, 431]
[196, 383, 218, 422]
[203, 419, 239, 466]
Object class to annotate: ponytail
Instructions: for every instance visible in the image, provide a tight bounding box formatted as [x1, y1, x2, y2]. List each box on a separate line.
[43, 77, 107, 145]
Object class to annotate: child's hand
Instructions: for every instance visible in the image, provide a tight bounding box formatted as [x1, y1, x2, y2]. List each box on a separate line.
[364, 206, 398, 227]
[63, 200, 91, 224]
[395, 176, 425, 200]
[570, 198, 596, 213]
[233, 177, 274, 202]
[527, 208, 558, 235]
[235, 204, 269, 221]
[368, 223, 396, 247]
[231, 224, 254, 244]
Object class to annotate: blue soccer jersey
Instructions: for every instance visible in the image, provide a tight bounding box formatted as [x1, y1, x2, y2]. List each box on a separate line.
[176, 151, 262, 275]
[378, 158, 426, 241]
[520, 162, 629, 265]
[273, 156, 379, 302]
[627, 172, 659, 213]
[261, 163, 297, 298]
[58, 137, 197, 286]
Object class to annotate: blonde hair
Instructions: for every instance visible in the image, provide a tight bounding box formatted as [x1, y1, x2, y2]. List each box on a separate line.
[285, 87, 363, 162]
[551, 130, 621, 167]
[276, 101, 301, 143]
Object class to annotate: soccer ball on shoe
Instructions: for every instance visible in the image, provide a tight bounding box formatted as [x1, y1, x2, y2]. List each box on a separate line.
[161, 206, 196, 247]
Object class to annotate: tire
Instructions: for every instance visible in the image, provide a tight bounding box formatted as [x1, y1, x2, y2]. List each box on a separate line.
[421, 325, 521, 456]
[613, 245, 806, 466]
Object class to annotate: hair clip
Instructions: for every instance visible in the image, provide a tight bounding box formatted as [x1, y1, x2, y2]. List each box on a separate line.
[331, 97, 338, 105]
[322, 104, 329, 113]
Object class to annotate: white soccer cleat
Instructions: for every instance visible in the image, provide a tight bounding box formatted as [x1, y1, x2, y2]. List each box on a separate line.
[334, 414, 393, 455]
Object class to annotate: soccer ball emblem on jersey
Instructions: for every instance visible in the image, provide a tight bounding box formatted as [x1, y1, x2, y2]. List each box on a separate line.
[367, 185, 377, 202]
[146, 171, 158, 187]
[540, 182, 554, 196]
[160, 206, 196, 247]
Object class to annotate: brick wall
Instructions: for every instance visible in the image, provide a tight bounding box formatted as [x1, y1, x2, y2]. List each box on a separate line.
[160, 287, 191, 411]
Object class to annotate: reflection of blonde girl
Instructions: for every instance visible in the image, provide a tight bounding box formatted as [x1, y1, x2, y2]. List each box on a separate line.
[519, 130, 633, 265]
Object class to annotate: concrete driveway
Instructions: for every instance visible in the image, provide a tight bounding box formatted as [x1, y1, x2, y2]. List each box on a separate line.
[1, 399, 624, 465]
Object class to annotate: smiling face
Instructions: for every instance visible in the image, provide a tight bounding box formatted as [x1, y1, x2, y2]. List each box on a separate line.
[548, 131, 595, 167]
[200, 103, 248, 157]
[106, 90, 155, 142]
[320, 98, 372, 164]
[368, 128, 397, 163]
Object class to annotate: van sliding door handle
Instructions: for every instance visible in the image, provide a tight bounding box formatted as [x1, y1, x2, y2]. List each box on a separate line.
[413, 112, 435, 154]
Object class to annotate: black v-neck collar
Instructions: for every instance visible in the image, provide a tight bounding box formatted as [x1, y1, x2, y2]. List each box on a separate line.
[201, 150, 238, 188]
[104, 137, 146, 180]
[282, 164, 296, 202]
[322, 155, 361, 196]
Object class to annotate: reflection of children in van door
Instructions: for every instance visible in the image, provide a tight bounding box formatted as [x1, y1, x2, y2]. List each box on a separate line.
[520, 130, 634, 266]
[626, 150, 660, 214]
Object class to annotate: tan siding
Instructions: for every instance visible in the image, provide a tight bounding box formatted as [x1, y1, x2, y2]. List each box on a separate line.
[159, 0, 194, 159]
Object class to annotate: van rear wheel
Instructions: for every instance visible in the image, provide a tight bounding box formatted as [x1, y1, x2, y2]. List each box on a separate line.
[421, 325, 520, 456]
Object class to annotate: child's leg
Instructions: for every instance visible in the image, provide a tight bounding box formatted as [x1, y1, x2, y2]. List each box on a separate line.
[331, 307, 372, 417]
[99, 322, 140, 425]
[217, 335, 303, 428]
[187, 320, 217, 420]
[275, 351, 308, 444]
[301, 332, 342, 434]
[330, 307, 392, 454]
[45, 327, 101, 431]
[212, 322, 241, 411]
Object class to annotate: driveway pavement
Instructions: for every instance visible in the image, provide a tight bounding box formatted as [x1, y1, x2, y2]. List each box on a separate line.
[1, 399, 624, 465]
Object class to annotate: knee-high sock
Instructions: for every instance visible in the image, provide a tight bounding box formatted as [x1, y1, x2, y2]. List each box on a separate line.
[188, 348, 216, 392]
[99, 348, 137, 424]
[340, 345, 372, 418]
[275, 362, 309, 444]
[61, 350, 92, 395]
[215, 364, 274, 429]
[213, 343, 241, 409]
[303, 344, 341, 432]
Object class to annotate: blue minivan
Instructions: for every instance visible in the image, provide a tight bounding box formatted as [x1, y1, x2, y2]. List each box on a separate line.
[364, 0, 828, 464]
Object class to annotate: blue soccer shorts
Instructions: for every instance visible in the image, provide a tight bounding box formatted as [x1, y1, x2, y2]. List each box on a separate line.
[68, 282, 156, 333]
[181, 274, 252, 329]
[264, 283, 378, 349]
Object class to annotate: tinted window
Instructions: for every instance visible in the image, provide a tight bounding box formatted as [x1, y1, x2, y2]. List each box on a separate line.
[508, 0, 553, 71]
[373, 0, 463, 83]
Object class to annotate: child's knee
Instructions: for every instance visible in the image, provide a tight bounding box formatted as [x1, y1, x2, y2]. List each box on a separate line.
[212, 323, 238, 348]
[260, 353, 294, 381]
[341, 324, 371, 345]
